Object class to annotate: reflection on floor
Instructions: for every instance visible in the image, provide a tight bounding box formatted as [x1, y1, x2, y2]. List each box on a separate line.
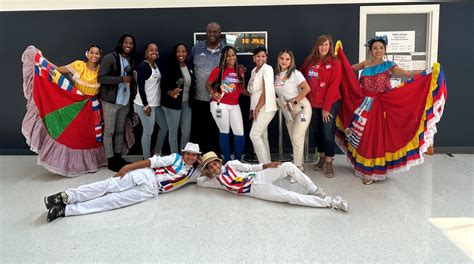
[429, 217, 474, 260]
[1, 154, 473, 263]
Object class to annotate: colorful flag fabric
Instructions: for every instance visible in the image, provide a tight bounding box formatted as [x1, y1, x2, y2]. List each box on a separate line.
[216, 165, 254, 194]
[22, 46, 107, 177]
[33, 53, 103, 149]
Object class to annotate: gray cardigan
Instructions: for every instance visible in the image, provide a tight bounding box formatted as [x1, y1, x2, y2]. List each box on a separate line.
[98, 52, 136, 104]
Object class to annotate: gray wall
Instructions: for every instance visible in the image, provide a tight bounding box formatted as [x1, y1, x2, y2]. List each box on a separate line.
[0, 2, 472, 154]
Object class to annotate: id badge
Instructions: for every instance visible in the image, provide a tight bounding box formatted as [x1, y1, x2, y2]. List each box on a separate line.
[300, 113, 307, 122]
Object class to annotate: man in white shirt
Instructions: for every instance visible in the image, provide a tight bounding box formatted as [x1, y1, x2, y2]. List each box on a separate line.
[44, 143, 202, 222]
[197, 151, 348, 211]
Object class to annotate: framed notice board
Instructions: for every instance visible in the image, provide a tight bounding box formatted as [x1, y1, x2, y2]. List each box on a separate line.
[359, 5, 440, 84]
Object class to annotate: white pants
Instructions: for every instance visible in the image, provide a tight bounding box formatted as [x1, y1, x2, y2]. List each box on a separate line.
[64, 169, 159, 216]
[285, 98, 312, 167]
[250, 107, 276, 163]
[210, 102, 244, 135]
[250, 162, 331, 207]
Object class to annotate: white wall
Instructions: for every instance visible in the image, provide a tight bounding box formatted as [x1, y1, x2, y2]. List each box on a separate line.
[1, 0, 437, 11]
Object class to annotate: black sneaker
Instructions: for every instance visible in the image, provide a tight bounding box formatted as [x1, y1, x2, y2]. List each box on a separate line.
[47, 204, 66, 222]
[44, 192, 67, 209]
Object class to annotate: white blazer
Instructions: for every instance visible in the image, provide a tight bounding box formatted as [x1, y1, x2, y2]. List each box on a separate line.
[248, 63, 277, 112]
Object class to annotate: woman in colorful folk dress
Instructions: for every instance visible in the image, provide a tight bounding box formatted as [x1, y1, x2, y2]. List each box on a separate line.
[21, 45, 107, 177]
[335, 35, 447, 185]
[55, 45, 102, 96]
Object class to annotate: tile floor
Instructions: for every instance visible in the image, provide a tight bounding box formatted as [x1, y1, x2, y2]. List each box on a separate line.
[0, 154, 473, 263]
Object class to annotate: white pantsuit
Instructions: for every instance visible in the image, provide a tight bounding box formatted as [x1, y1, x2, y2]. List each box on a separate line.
[248, 63, 278, 164]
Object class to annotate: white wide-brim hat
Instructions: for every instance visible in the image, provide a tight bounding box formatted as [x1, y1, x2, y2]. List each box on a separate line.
[181, 142, 201, 154]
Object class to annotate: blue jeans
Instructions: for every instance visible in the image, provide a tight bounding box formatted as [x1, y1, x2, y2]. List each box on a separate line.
[133, 104, 168, 158]
[311, 101, 340, 157]
[162, 102, 192, 153]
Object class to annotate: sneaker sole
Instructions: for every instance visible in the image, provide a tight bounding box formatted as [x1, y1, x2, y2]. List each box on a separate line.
[44, 196, 52, 210]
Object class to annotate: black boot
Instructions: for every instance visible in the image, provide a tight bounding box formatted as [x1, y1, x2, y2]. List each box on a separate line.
[47, 204, 66, 222]
[107, 157, 121, 172]
[114, 153, 130, 168]
[44, 192, 68, 209]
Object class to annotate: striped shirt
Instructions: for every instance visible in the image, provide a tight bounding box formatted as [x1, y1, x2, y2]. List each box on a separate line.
[214, 160, 264, 194]
[149, 154, 199, 193]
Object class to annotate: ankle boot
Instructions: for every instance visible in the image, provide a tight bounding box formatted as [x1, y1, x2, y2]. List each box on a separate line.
[114, 153, 130, 167]
[219, 133, 231, 162]
[107, 157, 120, 172]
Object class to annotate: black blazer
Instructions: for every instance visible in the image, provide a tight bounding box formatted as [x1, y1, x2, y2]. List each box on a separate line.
[161, 62, 196, 110]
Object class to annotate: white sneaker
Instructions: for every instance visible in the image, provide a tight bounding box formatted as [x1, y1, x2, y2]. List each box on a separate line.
[330, 196, 349, 212]
[288, 176, 297, 184]
[310, 188, 327, 198]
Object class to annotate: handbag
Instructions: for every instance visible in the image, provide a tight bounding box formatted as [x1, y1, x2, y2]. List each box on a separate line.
[276, 96, 293, 123]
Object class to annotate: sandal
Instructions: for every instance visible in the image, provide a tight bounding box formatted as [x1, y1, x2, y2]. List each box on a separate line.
[325, 159, 335, 178]
[362, 177, 374, 185]
[313, 157, 325, 171]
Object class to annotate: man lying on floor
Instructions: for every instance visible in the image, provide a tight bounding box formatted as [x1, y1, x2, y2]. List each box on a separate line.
[43, 143, 202, 222]
[197, 151, 349, 211]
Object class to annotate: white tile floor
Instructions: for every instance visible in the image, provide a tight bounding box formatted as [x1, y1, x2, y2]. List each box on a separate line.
[1, 154, 473, 263]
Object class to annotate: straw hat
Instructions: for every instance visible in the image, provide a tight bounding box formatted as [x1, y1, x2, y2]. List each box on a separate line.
[201, 151, 222, 168]
[181, 142, 201, 154]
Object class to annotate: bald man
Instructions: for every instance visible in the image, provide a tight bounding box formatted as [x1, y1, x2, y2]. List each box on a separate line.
[189, 22, 224, 154]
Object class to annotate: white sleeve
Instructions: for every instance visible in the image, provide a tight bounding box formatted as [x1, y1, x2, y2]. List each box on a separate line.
[294, 70, 306, 85]
[226, 160, 264, 172]
[262, 65, 275, 93]
[187, 166, 202, 183]
[262, 65, 277, 111]
[148, 153, 179, 169]
[197, 176, 225, 189]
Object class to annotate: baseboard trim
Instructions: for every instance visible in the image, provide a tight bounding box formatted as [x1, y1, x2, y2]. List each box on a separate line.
[1, 147, 473, 155]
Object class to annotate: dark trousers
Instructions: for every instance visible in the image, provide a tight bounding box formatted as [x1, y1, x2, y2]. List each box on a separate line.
[311, 101, 340, 157]
[190, 99, 221, 155]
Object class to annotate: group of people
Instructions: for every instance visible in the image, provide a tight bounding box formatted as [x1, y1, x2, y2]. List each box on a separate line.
[22, 21, 446, 188]
[43, 142, 349, 222]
